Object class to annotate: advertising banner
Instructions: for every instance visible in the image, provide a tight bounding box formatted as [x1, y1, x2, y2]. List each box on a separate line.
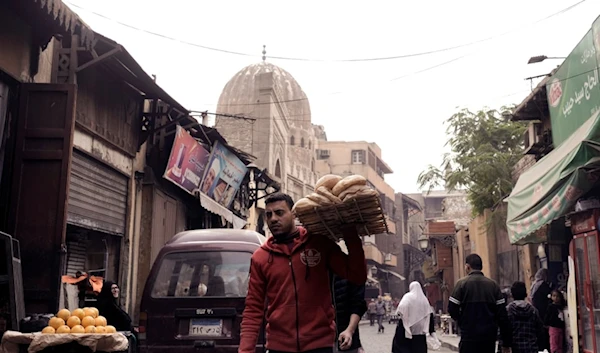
[163, 125, 210, 194]
[200, 141, 248, 209]
[546, 29, 600, 147]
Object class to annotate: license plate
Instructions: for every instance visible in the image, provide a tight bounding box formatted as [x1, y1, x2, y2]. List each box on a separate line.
[189, 318, 223, 336]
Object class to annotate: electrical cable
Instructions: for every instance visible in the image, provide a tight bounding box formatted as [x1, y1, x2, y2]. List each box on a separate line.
[64, 0, 585, 62]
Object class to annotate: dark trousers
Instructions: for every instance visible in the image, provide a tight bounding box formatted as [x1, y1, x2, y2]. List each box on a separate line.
[377, 314, 384, 331]
[369, 313, 376, 325]
[459, 340, 496, 353]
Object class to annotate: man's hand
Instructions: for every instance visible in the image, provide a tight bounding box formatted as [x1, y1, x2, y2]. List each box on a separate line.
[338, 329, 353, 350]
[502, 347, 511, 353]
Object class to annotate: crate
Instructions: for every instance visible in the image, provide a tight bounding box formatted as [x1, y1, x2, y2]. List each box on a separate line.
[294, 193, 389, 241]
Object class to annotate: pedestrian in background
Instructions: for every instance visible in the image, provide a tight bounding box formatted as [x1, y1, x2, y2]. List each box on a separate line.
[376, 297, 386, 333]
[367, 299, 377, 326]
[497, 281, 544, 353]
[331, 274, 367, 353]
[531, 268, 552, 351]
[391, 281, 435, 353]
[544, 290, 566, 353]
[448, 254, 512, 353]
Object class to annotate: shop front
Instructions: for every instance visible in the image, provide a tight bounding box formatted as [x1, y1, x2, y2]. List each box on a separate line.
[506, 15, 600, 353]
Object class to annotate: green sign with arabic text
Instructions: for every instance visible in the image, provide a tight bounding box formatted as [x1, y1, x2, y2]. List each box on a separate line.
[547, 28, 600, 147]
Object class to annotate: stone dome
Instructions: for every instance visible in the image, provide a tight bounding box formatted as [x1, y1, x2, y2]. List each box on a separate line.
[216, 62, 311, 125]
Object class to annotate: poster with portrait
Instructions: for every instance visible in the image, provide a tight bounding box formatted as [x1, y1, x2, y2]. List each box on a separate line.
[200, 141, 248, 209]
[163, 125, 210, 195]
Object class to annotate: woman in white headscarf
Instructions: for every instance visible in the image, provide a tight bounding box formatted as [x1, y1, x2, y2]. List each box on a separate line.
[391, 281, 434, 353]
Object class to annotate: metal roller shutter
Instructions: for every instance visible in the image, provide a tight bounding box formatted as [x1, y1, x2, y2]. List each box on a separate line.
[66, 236, 87, 276]
[67, 150, 128, 235]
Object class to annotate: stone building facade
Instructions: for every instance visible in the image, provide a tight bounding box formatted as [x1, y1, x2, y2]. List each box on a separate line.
[215, 60, 317, 202]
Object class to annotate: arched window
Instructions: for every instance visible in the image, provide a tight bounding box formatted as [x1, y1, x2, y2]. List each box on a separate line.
[308, 140, 312, 150]
[301, 138, 305, 148]
[311, 158, 315, 172]
[290, 136, 295, 145]
[275, 160, 282, 178]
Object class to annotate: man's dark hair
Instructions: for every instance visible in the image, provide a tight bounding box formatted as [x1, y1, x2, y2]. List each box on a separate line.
[511, 281, 527, 300]
[264, 192, 294, 210]
[465, 253, 483, 270]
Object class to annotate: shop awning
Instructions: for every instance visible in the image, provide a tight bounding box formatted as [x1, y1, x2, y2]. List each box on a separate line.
[199, 192, 247, 229]
[379, 268, 406, 281]
[506, 110, 600, 245]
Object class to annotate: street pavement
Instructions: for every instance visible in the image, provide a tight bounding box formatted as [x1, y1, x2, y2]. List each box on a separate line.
[357, 320, 456, 353]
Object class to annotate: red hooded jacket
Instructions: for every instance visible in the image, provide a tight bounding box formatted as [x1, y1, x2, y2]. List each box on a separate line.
[239, 227, 367, 353]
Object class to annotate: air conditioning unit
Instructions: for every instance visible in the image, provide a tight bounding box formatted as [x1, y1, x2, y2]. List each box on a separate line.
[524, 121, 543, 153]
[385, 253, 392, 262]
[318, 149, 330, 159]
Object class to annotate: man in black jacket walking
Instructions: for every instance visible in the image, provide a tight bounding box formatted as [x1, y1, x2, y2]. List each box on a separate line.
[448, 254, 512, 353]
[331, 274, 368, 353]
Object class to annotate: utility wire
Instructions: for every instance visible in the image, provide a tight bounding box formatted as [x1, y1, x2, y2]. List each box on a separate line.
[187, 63, 599, 128]
[64, 0, 585, 62]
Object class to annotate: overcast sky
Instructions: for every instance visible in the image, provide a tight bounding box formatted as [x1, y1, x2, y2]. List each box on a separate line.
[67, 0, 600, 193]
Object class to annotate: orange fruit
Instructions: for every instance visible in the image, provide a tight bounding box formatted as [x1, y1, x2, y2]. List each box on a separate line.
[83, 308, 95, 318]
[105, 325, 116, 333]
[49, 317, 65, 330]
[71, 308, 85, 320]
[90, 307, 99, 318]
[84, 326, 96, 334]
[81, 316, 95, 328]
[94, 316, 107, 327]
[56, 309, 71, 322]
[95, 326, 106, 334]
[42, 326, 55, 334]
[67, 316, 81, 328]
[56, 325, 71, 334]
[70, 325, 85, 334]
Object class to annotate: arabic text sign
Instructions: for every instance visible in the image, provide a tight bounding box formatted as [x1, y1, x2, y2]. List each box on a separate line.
[547, 29, 600, 147]
[199, 141, 248, 209]
[163, 125, 210, 194]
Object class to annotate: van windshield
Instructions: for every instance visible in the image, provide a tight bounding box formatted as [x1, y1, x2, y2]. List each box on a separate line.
[151, 251, 251, 298]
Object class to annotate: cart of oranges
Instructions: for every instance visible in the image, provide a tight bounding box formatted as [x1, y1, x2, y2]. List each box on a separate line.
[41, 307, 117, 335]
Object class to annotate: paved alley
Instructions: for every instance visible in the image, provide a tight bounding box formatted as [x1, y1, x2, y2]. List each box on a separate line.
[358, 321, 455, 353]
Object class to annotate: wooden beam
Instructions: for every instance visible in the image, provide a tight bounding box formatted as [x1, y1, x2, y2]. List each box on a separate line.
[76, 46, 122, 73]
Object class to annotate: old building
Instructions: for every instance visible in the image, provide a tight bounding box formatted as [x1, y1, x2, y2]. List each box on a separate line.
[214, 55, 317, 210]
[314, 139, 404, 298]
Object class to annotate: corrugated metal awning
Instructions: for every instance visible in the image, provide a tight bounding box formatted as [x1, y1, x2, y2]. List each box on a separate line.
[199, 192, 247, 229]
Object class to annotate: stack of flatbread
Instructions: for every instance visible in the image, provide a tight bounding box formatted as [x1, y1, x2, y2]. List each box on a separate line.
[292, 174, 388, 240]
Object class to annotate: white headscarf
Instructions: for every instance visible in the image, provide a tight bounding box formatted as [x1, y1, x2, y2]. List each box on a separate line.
[395, 281, 433, 339]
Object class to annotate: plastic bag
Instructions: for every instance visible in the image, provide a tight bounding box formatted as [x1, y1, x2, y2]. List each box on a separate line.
[426, 333, 441, 350]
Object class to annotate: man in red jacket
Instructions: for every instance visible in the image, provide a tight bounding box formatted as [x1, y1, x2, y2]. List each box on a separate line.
[239, 192, 367, 353]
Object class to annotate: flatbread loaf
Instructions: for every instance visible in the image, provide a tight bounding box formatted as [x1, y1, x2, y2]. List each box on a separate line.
[343, 187, 378, 202]
[292, 198, 320, 213]
[332, 175, 368, 196]
[306, 192, 333, 205]
[315, 174, 343, 190]
[316, 186, 342, 204]
[338, 184, 369, 200]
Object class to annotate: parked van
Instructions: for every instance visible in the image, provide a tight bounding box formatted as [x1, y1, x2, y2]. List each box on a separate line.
[139, 229, 266, 353]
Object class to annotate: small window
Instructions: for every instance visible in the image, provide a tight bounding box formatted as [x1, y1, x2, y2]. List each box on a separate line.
[308, 141, 312, 150]
[290, 136, 295, 145]
[301, 138, 305, 148]
[151, 251, 252, 298]
[275, 160, 282, 178]
[351, 150, 365, 164]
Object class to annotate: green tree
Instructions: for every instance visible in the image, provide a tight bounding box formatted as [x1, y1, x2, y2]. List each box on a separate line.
[417, 107, 526, 217]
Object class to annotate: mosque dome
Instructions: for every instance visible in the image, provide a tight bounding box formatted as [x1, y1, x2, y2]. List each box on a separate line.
[216, 60, 311, 125]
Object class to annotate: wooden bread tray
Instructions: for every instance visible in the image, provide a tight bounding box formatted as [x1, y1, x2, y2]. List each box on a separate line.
[294, 193, 390, 241]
